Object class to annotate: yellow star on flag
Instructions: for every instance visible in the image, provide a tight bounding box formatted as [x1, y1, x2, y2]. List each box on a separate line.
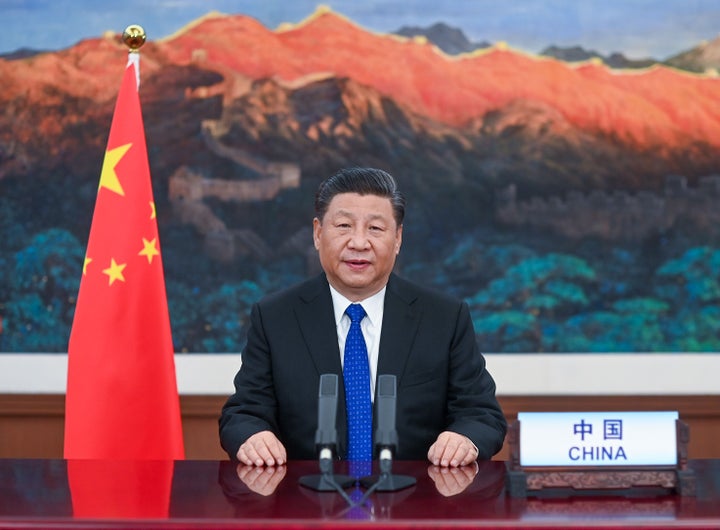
[150, 201, 156, 220]
[102, 258, 127, 285]
[82, 257, 92, 275]
[139, 237, 160, 264]
[99, 143, 132, 196]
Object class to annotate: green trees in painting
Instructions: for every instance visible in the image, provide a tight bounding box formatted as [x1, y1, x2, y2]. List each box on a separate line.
[461, 244, 720, 352]
[653, 247, 720, 351]
[1, 225, 719, 353]
[2, 229, 83, 351]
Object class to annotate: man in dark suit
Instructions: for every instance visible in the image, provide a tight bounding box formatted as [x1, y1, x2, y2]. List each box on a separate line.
[220, 167, 506, 467]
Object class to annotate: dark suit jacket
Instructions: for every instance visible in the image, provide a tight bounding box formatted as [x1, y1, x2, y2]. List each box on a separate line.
[219, 273, 507, 461]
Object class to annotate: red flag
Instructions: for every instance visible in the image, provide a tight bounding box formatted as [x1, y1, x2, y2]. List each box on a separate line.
[64, 57, 185, 460]
[68, 459, 175, 518]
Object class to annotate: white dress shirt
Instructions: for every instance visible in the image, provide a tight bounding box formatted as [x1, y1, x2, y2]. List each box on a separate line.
[329, 285, 385, 401]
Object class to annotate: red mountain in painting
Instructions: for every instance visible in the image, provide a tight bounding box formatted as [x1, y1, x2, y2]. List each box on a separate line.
[2, 8, 719, 153]
[156, 9, 720, 150]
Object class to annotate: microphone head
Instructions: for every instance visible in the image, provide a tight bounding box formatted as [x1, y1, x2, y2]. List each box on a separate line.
[377, 373, 395, 397]
[375, 374, 399, 451]
[315, 374, 339, 450]
[319, 372, 337, 396]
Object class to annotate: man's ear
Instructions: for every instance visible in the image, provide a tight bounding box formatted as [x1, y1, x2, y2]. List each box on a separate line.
[312, 217, 321, 249]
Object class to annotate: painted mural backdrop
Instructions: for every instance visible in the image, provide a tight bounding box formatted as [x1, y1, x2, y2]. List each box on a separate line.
[1, 3, 720, 353]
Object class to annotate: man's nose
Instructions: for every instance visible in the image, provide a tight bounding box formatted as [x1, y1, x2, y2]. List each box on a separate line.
[348, 228, 370, 248]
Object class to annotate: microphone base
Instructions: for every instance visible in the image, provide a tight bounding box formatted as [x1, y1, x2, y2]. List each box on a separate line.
[299, 474, 356, 491]
[360, 473, 417, 492]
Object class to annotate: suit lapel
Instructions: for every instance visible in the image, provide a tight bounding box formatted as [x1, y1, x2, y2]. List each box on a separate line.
[294, 275, 342, 376]
[377, 274, 421, 385]
[293, 275, 348, 455]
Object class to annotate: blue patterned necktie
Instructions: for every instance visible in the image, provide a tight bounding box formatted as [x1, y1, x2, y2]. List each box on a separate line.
[343, 303, 373, 462]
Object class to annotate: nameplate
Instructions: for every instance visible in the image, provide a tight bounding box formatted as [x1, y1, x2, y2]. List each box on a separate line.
[518, 411, 679, 467]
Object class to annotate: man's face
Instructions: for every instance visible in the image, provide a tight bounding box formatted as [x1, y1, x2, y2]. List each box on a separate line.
[313, 192, 402, 301]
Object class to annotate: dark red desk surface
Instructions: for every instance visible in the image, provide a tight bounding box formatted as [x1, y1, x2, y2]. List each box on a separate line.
[1, 459, 719, 529]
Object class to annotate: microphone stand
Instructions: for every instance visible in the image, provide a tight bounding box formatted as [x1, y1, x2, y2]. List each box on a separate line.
[359, 375, 416, 493]
[359, 448, 416, 492]
[298, 447, 356, 493]
[299, 374, 356, 495]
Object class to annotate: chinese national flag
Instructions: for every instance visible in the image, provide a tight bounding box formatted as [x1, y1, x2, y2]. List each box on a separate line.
[64, 56, 185, 461]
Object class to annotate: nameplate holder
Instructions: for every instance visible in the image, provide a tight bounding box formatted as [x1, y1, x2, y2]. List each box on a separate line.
[505, 411, 695, 497]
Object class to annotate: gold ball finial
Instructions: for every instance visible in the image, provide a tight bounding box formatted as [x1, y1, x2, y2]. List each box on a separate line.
[122, 25, 147, 51]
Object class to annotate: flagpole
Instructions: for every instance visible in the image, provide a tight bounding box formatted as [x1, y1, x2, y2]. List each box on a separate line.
[122, 24, 146, 88]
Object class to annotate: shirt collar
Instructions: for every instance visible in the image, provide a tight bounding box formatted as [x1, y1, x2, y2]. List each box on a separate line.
[329, 284, 386, 327]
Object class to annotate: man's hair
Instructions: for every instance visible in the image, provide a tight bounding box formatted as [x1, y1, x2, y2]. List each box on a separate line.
[314, 167, 405, 226]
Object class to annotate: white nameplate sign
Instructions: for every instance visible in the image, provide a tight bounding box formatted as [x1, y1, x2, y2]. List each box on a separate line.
[518, 411, 679, 467]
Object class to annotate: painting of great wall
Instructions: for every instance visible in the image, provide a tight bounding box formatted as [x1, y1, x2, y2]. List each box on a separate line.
[496, 176, 720, 241]
[169, 119, 302, 262]
[1, 6, 720, 353]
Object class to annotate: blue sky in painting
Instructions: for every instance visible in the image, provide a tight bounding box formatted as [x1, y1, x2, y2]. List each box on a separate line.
[1, 0, 719, 58]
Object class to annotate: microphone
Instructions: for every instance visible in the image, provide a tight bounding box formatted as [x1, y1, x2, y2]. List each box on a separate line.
[316, 372, 339, 473]
[375, 374, 399, 472]
[299, 374, 355, 492]
[360, 374, 416, 492]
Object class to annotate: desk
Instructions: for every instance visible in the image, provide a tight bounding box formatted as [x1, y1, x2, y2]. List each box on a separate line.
[1, 459, 719, 528]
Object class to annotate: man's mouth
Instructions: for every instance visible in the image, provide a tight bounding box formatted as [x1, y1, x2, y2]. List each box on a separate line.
[345, 259, 370, 269]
